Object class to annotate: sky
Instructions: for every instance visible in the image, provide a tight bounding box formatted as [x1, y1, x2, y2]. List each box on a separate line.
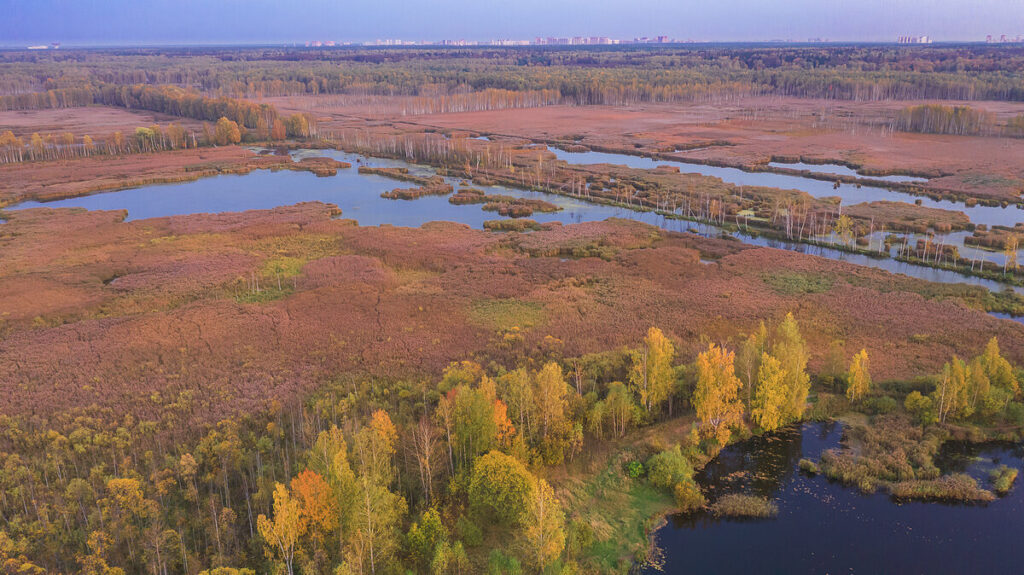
[2, 0, 1021, 46]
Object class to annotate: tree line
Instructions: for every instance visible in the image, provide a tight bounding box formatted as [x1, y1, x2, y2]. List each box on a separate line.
[0, 84, 321, 143]
[0, 111, 317, 165]
[0, 124, 199, 163]
[3, 46, 1024, 113]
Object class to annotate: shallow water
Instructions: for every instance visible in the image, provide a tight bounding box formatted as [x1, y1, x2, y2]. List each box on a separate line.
[647, 422, 1024, 575]
[551, 148, 1023, 229]
[5, 149, 1020, 294]
[769, 160, 929, 184]
[861, 229, 1018, 267]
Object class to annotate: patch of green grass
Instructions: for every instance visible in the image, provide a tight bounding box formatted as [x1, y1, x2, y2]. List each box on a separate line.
[253, 233, 341, 262]
[234, 285, 293, 303]
[560, 450, 674, 573]
[520, 240, 619, 261]
[260, 255, 307, 278]
[468, 298, 545, 331]
[805, 393, 850, 421]
[227, 233, 343, 304]
[762, 271, 834, 295]
[567, 243, 619, 261]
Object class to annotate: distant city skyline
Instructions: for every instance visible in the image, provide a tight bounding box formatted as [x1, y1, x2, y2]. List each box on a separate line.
[2, 0, 1022, 46]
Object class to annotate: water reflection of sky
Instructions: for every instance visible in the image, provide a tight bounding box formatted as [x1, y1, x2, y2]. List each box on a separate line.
[649, 422, 1024, 575]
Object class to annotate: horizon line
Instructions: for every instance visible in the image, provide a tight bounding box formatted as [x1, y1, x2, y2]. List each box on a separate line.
[1, 39, 1017, 50]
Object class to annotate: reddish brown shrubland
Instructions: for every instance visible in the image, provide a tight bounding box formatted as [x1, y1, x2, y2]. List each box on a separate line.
[0, 203, 1021, 435]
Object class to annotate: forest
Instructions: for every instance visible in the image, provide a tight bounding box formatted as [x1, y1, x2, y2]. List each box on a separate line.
[3, 45, 1024, 108]
[0, 305, 1021, 574]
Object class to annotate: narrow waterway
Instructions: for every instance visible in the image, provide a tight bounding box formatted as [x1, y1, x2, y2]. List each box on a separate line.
[768, 160, 929, 183]
[550, 148, 1023, 229]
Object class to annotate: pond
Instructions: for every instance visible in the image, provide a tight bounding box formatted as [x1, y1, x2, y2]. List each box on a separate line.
[5, 149, 1021, 295]
[768, 160, 929, 184]
[550, 148, 1023, 229]
[647, 422, 1024, 574]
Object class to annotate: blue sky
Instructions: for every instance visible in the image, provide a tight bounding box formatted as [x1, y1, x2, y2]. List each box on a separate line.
[2, 0, 1021, 45]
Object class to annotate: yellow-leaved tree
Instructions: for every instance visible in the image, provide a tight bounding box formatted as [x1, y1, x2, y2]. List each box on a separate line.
[693, 343, 745, 446]
[257, 483, 306, 575]
[773, 313, 811, 423]
[345, 410, 407, 574]
[982, 337, 1019, 396]
[520, 478, 566, 572]
[533, 361, 570, 464]
[845, 349, 872, 402]
[833, 214, 855, 245]
[934, 356, 970, 423]
[533, 362, 568, 441]
[752, 353, 788, 431]
[736, 321, 768, 408]
[214, 116, 242, 146]
[628, 327, 676, 416]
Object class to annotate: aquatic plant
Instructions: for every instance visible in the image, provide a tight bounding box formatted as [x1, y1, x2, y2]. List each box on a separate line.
[708, 494, 778, 518]
[889, 473, 995, 503]
[798, 459, 820, 474]
[990, 465, 1018, 495]
[482, 219, 542, 232]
